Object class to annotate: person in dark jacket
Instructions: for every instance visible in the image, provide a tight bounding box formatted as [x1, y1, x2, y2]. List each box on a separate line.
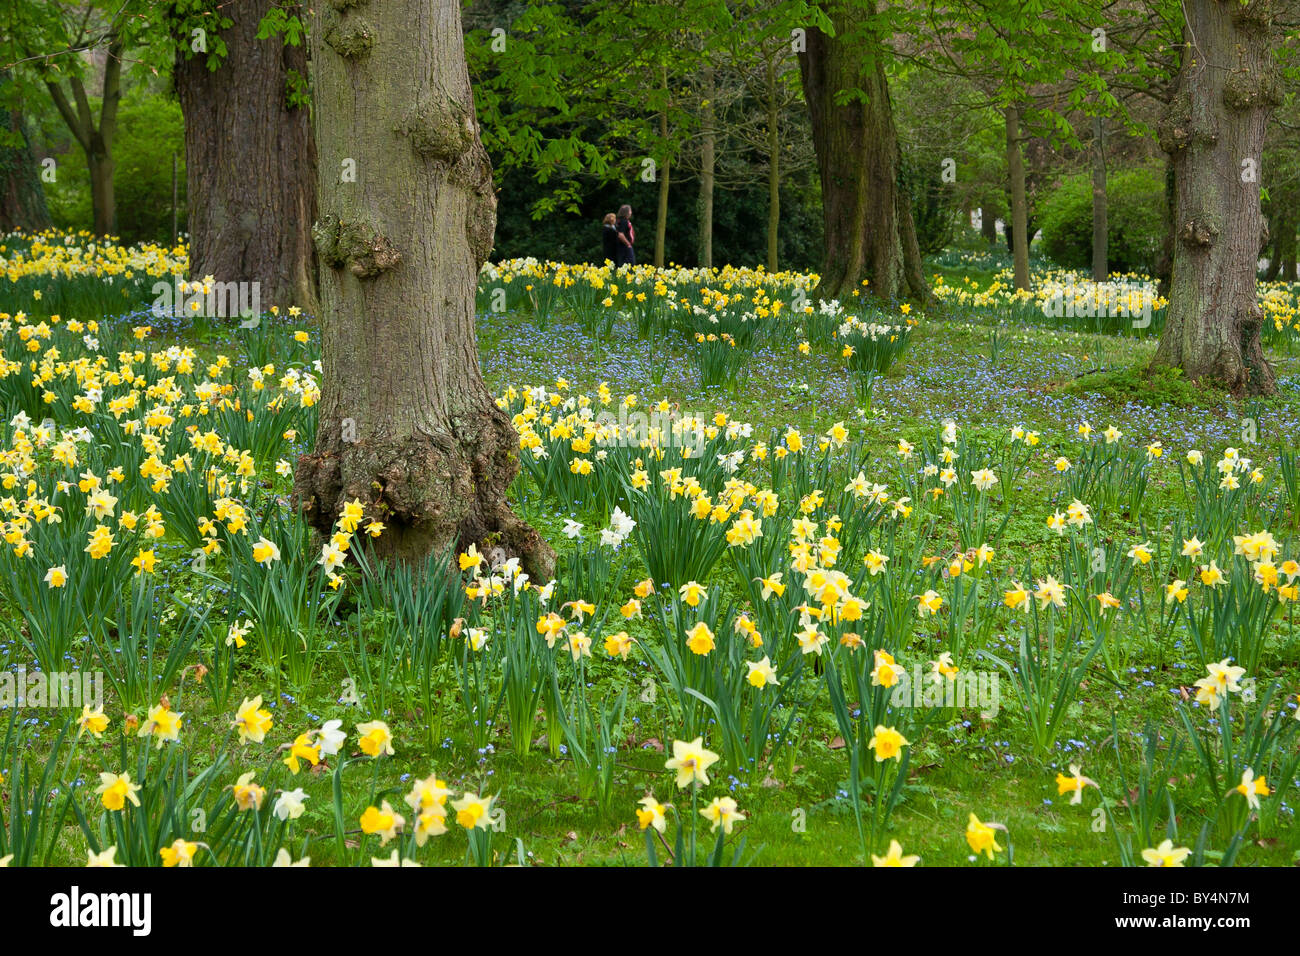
[616, 204, 636, 265]
[601, 213, 622, 265]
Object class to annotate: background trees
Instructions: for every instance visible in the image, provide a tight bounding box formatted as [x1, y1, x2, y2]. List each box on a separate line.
[1, 0, 1296, 398]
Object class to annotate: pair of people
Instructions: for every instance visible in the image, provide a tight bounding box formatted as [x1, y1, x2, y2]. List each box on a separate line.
[601, 205, 635, 266]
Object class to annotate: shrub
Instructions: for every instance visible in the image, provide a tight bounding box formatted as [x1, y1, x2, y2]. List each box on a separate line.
[1039, 165, 1166, 275]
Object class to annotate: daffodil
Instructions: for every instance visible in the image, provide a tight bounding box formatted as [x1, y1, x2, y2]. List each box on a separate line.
[96, 771, 142, 811]
[871, 839, 920, 867]
[665, 737, 720, 789]
[966, 813, 1003, 859]
[1141, 839, 1190, 867]
[1054, 765, 1098, 805]
[357, 720, 395, 758]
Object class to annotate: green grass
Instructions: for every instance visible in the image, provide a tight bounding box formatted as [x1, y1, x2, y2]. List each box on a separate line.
[3, 266, 1300, 867]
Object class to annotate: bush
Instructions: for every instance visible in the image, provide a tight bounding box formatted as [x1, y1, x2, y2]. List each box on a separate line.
[1039, 166, 1166, 275]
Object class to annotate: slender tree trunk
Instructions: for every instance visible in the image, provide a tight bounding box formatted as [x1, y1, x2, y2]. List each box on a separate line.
[1262, 209, 1283, 281]
[1153, 0, 1280, 396]
[766, 51, 780, 272]
[980, 207, 997, 244]
[797, 0, 926, 302]
[1091, 114, 1108, 281]
[295, 0, 554, 577]
[655, 66, 670, 269]
[1005, 104, 1030, 291]
[0, 72, 53, 232]
[1281, 216, 1298, 279]
[88, 150, 115, 235]
[173, 0, 318, 311]
[696, 64, 715, 269]
[42, 36, 122, 236]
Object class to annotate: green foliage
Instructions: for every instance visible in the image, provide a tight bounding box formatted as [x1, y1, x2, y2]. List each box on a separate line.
[1039, 166, 1166, 274]
[1065, 362, 1227, 409]
[42, 88, 186, 243]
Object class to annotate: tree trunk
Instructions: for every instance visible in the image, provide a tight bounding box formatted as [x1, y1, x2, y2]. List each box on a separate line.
[0, 72, 53, 232]
[696, 64, 715, 269]
[1005, 104, 1030, 291]
[88, 150, 115, 236]
[1282, 216, 1298, 279]
[173, 0, 318, 312]
[797, 0, 926, 303]
[979, 207, 997, 244]
[1091, 114, 1108, 281]
[1155, 158, 1176, 298]
[766, 51, 780, 272]
[655, 66, 670, 269]
[1153, 0, 1280, 396]
[1262, 209, 1281, 281]
[295, 0, 554, 578]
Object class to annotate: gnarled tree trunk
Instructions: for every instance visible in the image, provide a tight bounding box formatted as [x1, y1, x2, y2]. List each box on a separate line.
[1153, 0, 1281, 396]
[173, 0, 318, 311]
[295, 0, 554, 578]
[798, 0, 926, 303]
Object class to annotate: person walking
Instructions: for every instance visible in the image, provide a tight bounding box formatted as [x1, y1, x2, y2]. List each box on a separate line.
[616, 204, 636, 266]
[601, 213, 622, 265]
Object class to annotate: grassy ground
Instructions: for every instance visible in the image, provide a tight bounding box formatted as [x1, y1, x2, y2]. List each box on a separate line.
[3, 258, 1300, 867]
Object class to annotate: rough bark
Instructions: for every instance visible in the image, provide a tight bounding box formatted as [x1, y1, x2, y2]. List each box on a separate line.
[1091, 114, 1108, 281]
[1155, 158, 1176, 298]
[295, 0, 554, 579]
[0, 72, 53, 232]
[1153, 0, 1282, 396]
[173, 0, 318, 311]
[1005, 104, 1030, 291]
[797, 0, 927, 303]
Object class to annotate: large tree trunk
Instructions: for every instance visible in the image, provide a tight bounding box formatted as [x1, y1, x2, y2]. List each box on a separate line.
[765, 51, 780, 272]
[295, 0, 554, 578]
[1005, 104, 1030, 291]
[697, 64, 715, 269]
[0, 72, 53, 232]
[1153, 0, 1280, 396]
[173, 0, 318, 311]
[798, 0, 926, 303]
[1091, 114, 1108, 281]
